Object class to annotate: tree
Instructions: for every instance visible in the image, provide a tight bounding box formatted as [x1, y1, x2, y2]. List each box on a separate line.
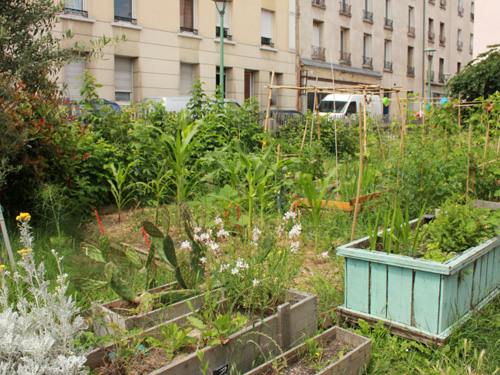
[447, 44, 500, 101]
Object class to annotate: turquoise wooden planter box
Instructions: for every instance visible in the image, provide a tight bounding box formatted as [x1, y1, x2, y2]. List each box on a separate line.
[336, 230, 500, 344]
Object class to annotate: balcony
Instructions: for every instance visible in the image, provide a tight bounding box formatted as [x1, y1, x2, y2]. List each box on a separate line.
[438, 72, 446, 83]
[64, 7, 88, 17]
[312, 46, 326, 61]
[407, 66, 415, 77]
[428, 31, 435, 43]
[363, 9, 374, 23]
[180, 26, 198, 34]
[312, 0, 326, 9]
[440, 0, 446, 9]
[363, 56, 373, 69]
[339, 2, 352, 17]
[114, 15, 137, 25]
[457, 40, 463, 50]
[408, 26, 416, 37]
[384, 18, 393, 30]
[439, 35, 446, 46]
[216, 27, 232, 40]
[384, 61, 393, 72]
[458, 6, 464, 16]
[261, 37, 274, 48]
[426, 70, 435, 82]
[471, 12, 474, 21]
[340, 51, 351, 65]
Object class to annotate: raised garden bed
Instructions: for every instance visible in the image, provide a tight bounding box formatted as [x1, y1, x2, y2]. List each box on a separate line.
[336, 224, 500, 344]
[91, 282, 202, 337]
[243, 326, 371, 375]
[87, 289, 317, 374]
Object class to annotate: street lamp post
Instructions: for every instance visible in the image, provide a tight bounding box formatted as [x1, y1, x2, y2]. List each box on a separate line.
[424, 48, 436, 104]
[213, 0, 232, 99]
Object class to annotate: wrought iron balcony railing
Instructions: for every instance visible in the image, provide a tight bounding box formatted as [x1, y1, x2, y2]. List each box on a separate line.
[440, 0, 447, 9]
[458, 6, 464, 15]
[384, 61, 393, 72]
[64, 7, 88, 17]
[363, 9, 374, 23]
[384, 18, 393, 30]
[428, 31, 435, 43]
[408, 26, 416, 37]
[312, 0, 326, 9]
[363, 56, 373, 69]
[439, 35, 446, 46]
[312, 46, 326, 60]
[339, 2, 352, 16]
[426, 70, 435, 82]
[340, 51, 351, 65]
[115, 15, 137, 25]
[407, 66, 415, 77]
[261, 37, 274, 48]
[180, 26, 198, 34]
[457, 40, 463, 50]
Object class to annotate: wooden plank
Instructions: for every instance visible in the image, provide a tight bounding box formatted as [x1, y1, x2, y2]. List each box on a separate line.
[296, 197, 354, 211]
[471, 258, 482, 307]
[369, 263, 388, 318]
[387, 266, 413, 325]
[457, 263, 474, 317]
[413, 271, 441, 334]
[486, 249, 496, 294]
[494, 246, 500, 288]
[345, 258, 370, 313]
[438, 273, 458, 334]
[348, 189, 389, 205]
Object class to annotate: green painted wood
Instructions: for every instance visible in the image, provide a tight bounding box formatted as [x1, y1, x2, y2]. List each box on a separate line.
[494, 246, 500, 288]
[472, 259, 482, 307]
[387, 266, 413, 325]
[369, 263, 388, 318]
[456, 264, 474, 318]
[345, 258, 370, 313]
[438, 273, 459, 334]
[413, 271, 441, 334]
[486, 249, 495, 295]
[479, 254, 490, 301]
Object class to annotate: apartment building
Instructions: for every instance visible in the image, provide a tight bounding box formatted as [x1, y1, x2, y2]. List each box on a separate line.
[298, 0, 475, 113]
[56, 0, 474, 113]
[55, 0, 298, 110]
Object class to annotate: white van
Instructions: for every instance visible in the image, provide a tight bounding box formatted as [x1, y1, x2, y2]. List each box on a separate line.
[318, 94, 382, 119]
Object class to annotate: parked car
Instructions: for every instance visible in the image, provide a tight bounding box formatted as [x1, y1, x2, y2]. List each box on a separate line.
[66, 99, 122, 118]
[318, 94, 382, 120]
[260, 109, 305, 132]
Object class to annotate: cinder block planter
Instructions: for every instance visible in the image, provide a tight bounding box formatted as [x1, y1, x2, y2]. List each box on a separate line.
[243, 326, 371, 375]
[148, 289, 317, 375]
[91, 282, 202, 337]
[336, 228, 500, 344]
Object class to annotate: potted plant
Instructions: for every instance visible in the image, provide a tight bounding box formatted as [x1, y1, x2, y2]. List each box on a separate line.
[336, 199, 500, 344]
[243, 326, 371, 375]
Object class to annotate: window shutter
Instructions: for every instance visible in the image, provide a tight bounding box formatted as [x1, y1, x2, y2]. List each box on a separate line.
[180, 63, 194, 96]
[115, 57, 133, 101]
[313, 23, 320, 47]
[65, 0, 83, 9]
[65, 61, 85, 100]
[261, 10, 273, 39]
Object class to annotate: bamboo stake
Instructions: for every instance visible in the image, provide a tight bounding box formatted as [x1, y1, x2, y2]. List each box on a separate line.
[363, 89, 367, 153]
[300, 117, 309, 151]
[0, 206, 15, 270]
[482, 120, 490, 174]
[351, 107, 364, 242]
[262, 71, 275, 150]
[466, 120, 472, 203]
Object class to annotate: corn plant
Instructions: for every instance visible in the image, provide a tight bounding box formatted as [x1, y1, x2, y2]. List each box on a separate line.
[106, 161, 136, 223]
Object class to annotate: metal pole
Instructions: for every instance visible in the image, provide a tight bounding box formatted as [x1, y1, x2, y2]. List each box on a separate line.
[427, 55, 433, 103]
[218, 4, 226, 98]
[0, 204, 15, 270]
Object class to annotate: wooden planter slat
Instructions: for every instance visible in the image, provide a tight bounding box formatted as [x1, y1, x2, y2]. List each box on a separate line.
[337, 228, 500, 343]
[243, 326, 371, 375]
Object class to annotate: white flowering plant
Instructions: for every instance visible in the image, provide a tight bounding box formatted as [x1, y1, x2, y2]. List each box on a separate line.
[187, 212, 302, 313]
[0, 213, 88, 375]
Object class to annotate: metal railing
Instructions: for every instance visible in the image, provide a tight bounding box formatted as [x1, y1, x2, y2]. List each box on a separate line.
[312, 0, 326, 8]
[440, 0, 446, 9]
[180, 26, 198, 34]
[384, 61, 393, 72]
[64, 7, 88, 17]
[363, 56, 373, 69]
[115, 15, 137, 25]
[428, 31, 435, 43]
[407, 66, 415, 77]
[340, 51, 351, 65]
[363, 9, 374, 23]
[216, 27, 232, 40]
[458, 6, 464, 15]
[471, 12, 474, 21]
[384, 18, 393, 30]
[457, 40, 463, 50]
[339, 2, 352, 16]
[426, 70, 435, 82]
[439, 35, 446, 46]
[261, 37, 274, 48]
[408, 26, 416, 37]
[312, 46, 326, 60]
[439, 72, 446, 83]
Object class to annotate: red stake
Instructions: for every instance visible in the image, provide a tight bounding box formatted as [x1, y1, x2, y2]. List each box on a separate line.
[141, 226, 150, 248]
[95, 210, 104, 234]
[236, 205, 242, 232]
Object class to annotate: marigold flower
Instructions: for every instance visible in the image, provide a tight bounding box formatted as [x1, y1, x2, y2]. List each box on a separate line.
[16, 213, 31, 222]
[17, 248, 33, 256]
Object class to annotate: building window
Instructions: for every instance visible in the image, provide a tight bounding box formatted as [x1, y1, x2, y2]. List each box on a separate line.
[408, 6, 415, 37]
[114, 0, 136, 24]
[363, 0, 373, 23]
[115, 57, 133, 102]
[215, 2, 231, 39]
[428, 18, 435, 43]
[384, 0, 393, 30]
[363, 34, 372, 69]
[312, 0, 326, 9]
[270, 73, 281, 108]
[64, 61, 85, 100]
[261, 10, 274, 47]
[457, 62, 461, 72]
[439, 58, 445, 82]
[180, 0, 197, 33]
[439, 22, 446, 46]
[471, 1, 475, 21]
[244, 70, 255, 100]
[180, 63, 195, 96]
[312, 21, 325, 60]
[457, 29, 463, 50]
[64, 0, 87, 17]
[458, 0, 464, 15]
[289, 0, 296, 51]
[339, 0, 351, 17]
[470, 33, 474, 54]
[340, 28, 350, 65]
[384, 40, 392, 72]
[407, 46, 415, 77]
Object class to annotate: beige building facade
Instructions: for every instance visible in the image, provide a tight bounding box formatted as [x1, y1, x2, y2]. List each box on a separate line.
[56, 0, 474, 113]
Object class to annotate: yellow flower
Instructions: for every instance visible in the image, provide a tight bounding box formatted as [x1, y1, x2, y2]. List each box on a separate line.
[17, 248, 33, 256]
[277, 250, 282, 256]
[16, 213, 31, 222]
[0, 265, 5, 271]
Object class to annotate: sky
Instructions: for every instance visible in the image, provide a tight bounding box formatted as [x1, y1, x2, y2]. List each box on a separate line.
[474, 0, 500, 57]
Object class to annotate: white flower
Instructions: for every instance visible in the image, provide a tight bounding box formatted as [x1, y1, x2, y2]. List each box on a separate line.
[236, 258, 249, 270]
[194, 234, 201, 242]
[200, 257, 207, 264]
[290, 247, 298, 254]
[215, 216, 223, 225]
[217, 229, 229, 238]
[288, 223, 302, 239]
[200, 233, 211, 242]
[220, 263, 230, 272]
[253, 278, 260, 286]
[210, 242, 220, 252]
[180, 240, 192, 251]
[283, 211, 297, 222]
[194, 227, 202, 234]
[321, 251, 329, 259]
[252, 227, 262, 243]
[231, 267, 239, 275]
